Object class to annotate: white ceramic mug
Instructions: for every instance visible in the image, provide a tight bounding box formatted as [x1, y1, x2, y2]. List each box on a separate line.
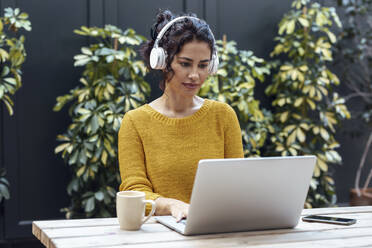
[116, 191, 156, 230]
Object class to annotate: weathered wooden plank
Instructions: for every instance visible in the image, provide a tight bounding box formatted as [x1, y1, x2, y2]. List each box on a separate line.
[33, 217, 158, 230]
[49, 224, 372, 248]
[33, 218, 118, 229]
[32, 207, 372, 248]
[33, 206, 372, 230]
[33, 219, 159, 248]
[48, 217, 372, 243]
[32, 222, 42, 240]
[103, 235, 372, 248]
[38, 211, 372, 240]
[44, 224, 172, 248]
[33, 221, 51, 248]
[301, 206, 372, 216]
[42, 223, 171, 248]
[242, 236, 372, 248]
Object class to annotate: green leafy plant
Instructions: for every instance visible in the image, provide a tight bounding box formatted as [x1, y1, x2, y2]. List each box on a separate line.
[0, 168, 9, 203]
[266, 0, 350, 208]
[335, 0, 372, 197]
[199, 35, 272, 156]
[0, 7, 31, 115]
[54, 25, 149, 218]
[0, 7, 31, 204]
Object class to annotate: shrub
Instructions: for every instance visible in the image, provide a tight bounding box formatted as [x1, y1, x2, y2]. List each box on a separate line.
[266, 0, 350, 207]
[0, 7, 31, 203]
[54, 25, 149, 218]
[199, 36, 272, 157]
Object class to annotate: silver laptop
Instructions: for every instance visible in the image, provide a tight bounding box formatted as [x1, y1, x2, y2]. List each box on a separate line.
[155, 155, 316, 235]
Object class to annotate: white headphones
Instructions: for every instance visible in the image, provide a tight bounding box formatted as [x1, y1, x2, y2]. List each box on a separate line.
[149, 16, 219, 74]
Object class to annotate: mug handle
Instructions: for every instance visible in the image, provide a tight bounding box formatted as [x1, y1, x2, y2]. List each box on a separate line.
[142, 200, 156, 224]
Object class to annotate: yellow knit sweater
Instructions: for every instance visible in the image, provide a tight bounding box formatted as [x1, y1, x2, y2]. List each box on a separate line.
[118, 99, 244, 212]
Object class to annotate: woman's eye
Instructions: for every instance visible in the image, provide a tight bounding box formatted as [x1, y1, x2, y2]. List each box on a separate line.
[180, 62, 190, 67]
[199, 64, 208, 69]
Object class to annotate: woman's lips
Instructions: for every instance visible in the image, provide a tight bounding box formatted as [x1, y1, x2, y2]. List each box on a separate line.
[182, 83, 199, 89]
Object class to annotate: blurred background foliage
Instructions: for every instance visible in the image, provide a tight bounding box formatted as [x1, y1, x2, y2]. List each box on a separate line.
[334, 0, 372, 195]
[199, 35, 273, 157]
[265, 0, 350, 207]
[0, 168, 9, 203]
[0, 7, 31, 204]
[54, 25, 149, 218]
[0, 7, 31, 115]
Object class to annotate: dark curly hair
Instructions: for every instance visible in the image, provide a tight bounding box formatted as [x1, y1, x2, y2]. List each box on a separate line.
[141, 9, 216, 91]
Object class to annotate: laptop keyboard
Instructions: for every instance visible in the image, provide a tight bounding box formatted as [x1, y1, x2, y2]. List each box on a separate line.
[180, 219, 187, 225]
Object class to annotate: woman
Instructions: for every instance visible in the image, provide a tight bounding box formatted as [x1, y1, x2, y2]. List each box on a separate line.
[118, 10, 243, 222]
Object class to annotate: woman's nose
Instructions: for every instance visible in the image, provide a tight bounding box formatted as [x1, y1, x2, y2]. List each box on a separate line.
[188, 68, 199, 80]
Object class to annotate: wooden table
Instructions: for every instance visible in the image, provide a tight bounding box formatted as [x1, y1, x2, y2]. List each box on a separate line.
[33, 206, 372, 248]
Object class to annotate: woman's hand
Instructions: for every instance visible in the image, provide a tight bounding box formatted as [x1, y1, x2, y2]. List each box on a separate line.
[169, 199, 189, 222]
[155, 197, 189, 222]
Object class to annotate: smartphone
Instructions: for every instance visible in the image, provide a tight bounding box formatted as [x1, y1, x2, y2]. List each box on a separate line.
[302, 215, 357, 225]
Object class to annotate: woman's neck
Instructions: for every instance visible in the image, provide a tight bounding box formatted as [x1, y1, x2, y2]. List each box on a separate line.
[160, 93, 197, 114]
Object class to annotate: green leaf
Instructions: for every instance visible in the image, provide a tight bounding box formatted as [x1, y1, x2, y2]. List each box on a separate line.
[2, 66, 10, 77]
[101, 150, 108, 165]
[0, 90, 3, 100]
[85, 197, 95, 212]
[76, 165, 86, 177]
[298, 17, 309, 27]
[279, 21, 287, 35]
[320, 128, 330, 140]
[4, 78, 17, 86]
[105, 55, 114, 63]
[19, 12, 29, 19]
[95, 191, 104, 201]
[0, 184, 10, 199]
[77, 108, 91, 115]
[286, 20, 296, 34]
[287, 129, 297, 145]
[81, 47, 93, 55]
[296, 128, 305, 143]
[74, 58, 91, 67]
[307, 99, 316, 110]
[327, 31, 336, 43]
[79, 150, 87, 165]
[55, 143, 70, 154]
[280, 111, 289, 123]
[3, 98, 14, 115]
[0, 178, 9, 186]
[90, 115, 99, 133]
[0, 48, 9, 62]
[294, 97, 303, 107]
[317, 159, 328, 172]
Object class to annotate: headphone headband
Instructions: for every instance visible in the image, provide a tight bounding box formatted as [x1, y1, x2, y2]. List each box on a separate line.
[153, 16, 216, 48]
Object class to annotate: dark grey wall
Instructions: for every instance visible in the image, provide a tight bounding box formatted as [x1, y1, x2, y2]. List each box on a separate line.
[0, 0, 360, 241]
[1, 0, 88, 240]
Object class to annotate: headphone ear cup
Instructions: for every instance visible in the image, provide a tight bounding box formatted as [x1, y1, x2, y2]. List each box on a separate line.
[150, 47, 167, 70]
[209, 52, 219, 74]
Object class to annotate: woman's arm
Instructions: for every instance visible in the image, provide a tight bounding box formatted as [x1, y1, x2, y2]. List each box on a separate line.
[224, 105, 244, 158]
[118, 112, 161, 213]
[119, 113, 189, 220]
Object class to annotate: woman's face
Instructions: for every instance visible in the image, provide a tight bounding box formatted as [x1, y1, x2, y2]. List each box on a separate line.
[165, 40, 211, 98]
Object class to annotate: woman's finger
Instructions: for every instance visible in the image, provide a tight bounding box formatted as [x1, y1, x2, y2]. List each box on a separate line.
[176, 212, 183, 222]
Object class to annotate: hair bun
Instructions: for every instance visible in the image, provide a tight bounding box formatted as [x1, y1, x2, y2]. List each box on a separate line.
[156, 10, 174, 24]
[151, 10, 175, 41]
